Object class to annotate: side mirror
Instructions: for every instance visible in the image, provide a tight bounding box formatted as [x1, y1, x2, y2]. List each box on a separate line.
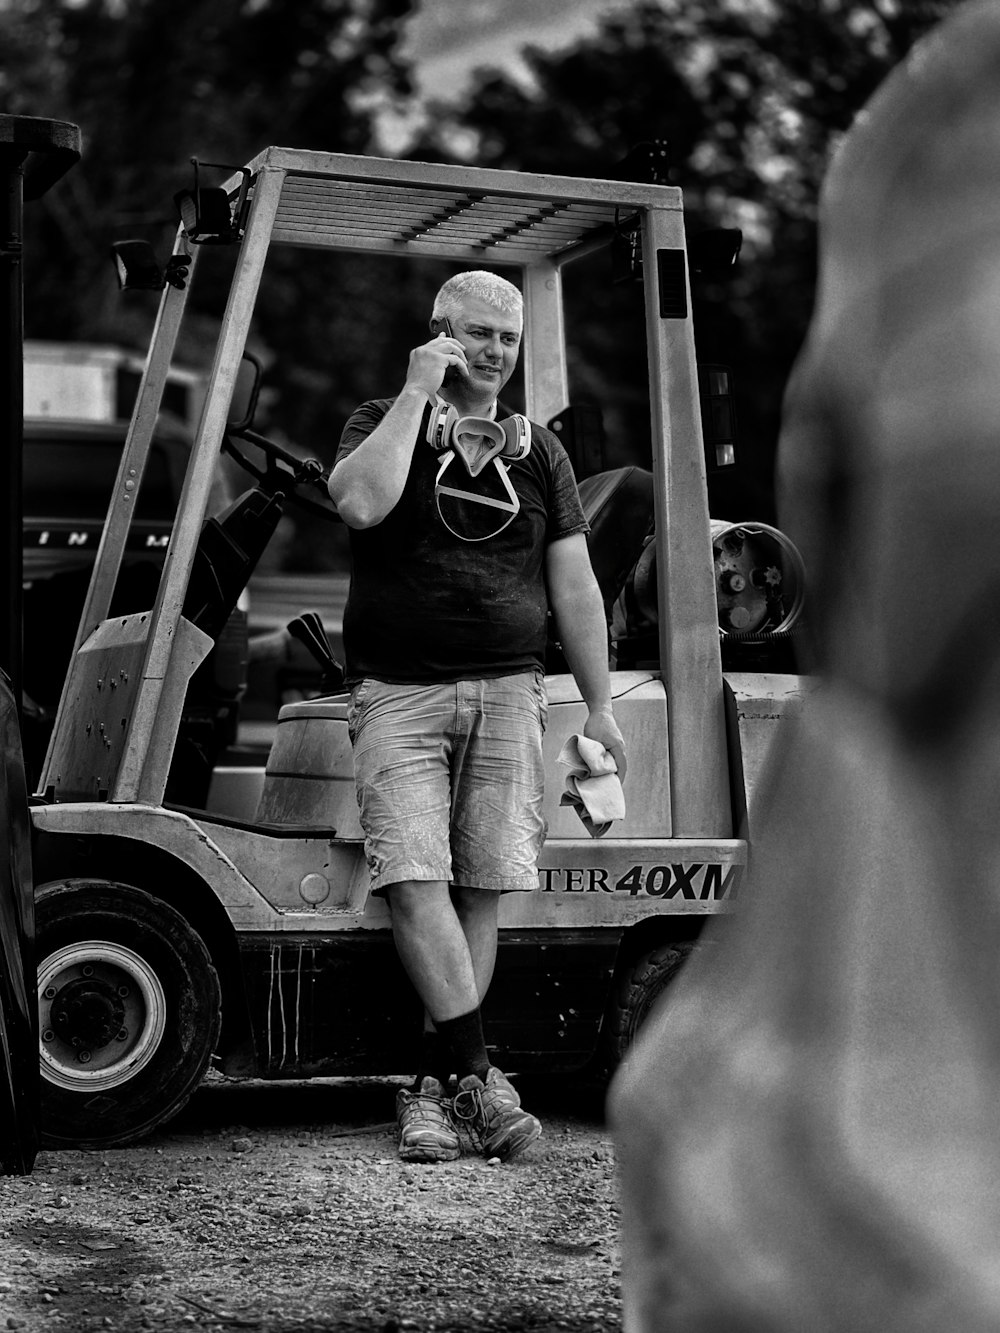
[227, 351, 263, 432]
[110, 239, 191, 291]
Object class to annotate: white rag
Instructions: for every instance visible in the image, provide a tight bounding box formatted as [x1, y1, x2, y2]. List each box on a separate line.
[556, 734, 626, 838]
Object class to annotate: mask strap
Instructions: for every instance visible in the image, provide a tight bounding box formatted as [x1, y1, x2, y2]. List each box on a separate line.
[434, 451, 520, 542]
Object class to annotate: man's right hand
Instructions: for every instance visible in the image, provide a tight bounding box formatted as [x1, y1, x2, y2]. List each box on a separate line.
[406, 332, 469, 398]
[331, 335, 470, 528]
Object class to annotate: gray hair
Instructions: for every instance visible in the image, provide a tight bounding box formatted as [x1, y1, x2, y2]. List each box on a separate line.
[432, 270, 523, 327]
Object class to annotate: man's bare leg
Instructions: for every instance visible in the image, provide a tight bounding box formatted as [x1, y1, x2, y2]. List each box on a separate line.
[413, 882, 498, 1015]
[451, 884, 499, 1001]
[386, 879, 485, 1162]
[385, 879, 481, 1021]
[388, 879, 540, 1161]
[409, 886, 499, 1090]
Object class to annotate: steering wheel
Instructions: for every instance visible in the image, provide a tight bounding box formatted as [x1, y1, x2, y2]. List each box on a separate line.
[222, 425, 341, 523]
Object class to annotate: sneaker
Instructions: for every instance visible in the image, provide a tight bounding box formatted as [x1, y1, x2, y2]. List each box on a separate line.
[452, 1067, 542, 1162]
[395, 1076, 460, 1163]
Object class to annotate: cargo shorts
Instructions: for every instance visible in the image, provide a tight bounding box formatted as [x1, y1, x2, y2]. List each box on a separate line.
[346, 672, 548, 895]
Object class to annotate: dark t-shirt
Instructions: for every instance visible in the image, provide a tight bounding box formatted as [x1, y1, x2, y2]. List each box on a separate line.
[335, 396, 588, 684]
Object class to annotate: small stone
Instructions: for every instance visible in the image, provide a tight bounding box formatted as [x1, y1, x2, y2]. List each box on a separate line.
[487, 1157, 502, 1167]
[231, 1138, 253, 1154]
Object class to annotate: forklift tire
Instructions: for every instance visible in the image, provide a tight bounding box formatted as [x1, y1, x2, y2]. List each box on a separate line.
[600, 940, 697, 1069]
[35, 878, 222, 1149]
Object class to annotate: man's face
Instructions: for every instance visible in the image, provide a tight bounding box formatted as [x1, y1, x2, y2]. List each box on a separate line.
[444, 296, 522, 402]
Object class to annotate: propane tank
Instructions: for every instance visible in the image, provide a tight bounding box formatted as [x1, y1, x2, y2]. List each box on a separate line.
[625, 520, 805, 635]
[709, 520, 805, 634]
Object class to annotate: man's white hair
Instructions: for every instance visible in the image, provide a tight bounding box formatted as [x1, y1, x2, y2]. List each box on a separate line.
[432, 270, 523, 326]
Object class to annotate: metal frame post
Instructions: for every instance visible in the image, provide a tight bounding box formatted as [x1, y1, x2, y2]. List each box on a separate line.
[522, 259, 568, 425]
[114, 165, 288, 804]
[0, 144, 25, 712]
[36, 237, 200, 797]
[0, 114, 79, 1178]
[642, 204, 731, 836]
[0, 117, 81, 718]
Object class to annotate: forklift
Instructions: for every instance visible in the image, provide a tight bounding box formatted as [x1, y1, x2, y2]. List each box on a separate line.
[27, 148, 810, 1147]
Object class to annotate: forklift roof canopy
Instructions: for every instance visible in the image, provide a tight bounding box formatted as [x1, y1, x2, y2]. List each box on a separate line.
[234, 147, 681, 264]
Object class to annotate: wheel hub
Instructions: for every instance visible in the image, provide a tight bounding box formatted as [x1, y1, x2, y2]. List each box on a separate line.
[37, 940, 167, 1091]
[50, 979, 126, 1050]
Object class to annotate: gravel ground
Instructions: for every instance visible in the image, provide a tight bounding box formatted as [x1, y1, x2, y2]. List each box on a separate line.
[0, 1075, 622, 1333]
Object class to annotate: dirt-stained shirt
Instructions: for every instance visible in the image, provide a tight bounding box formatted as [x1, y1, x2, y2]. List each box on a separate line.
[335, 396, 588, 684]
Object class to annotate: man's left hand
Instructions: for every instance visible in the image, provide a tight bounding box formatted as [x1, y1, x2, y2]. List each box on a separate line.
[583, 706, 627, 784]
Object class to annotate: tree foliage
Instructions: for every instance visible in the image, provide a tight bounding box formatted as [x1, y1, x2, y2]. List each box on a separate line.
[6, 0, 416, 422]
[409, 0, 959, 516]
[2, 0, 961, 547]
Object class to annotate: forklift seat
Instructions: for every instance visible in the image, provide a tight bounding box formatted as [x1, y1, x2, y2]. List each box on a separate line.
[577, 466, 655, 618]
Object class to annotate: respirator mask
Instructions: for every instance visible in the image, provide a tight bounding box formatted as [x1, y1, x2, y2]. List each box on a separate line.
[426, 401, 531, 541]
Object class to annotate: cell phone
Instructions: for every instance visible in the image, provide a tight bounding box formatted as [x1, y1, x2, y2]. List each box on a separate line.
[440, 316, 460, 384]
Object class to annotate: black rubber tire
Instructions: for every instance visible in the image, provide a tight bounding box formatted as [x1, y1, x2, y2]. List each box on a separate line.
[35, 879, 221, 1149]
[600, 940, 697, 1069]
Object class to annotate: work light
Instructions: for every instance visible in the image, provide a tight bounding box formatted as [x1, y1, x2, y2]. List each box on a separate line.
[174, 159, 251, 244]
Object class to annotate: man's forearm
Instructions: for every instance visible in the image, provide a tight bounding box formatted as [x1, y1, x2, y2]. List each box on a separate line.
[550, 572, 627, 778]
[330, 327, 469, 528]
[329, 384, 432, 528]
[553, 584, 614, 711]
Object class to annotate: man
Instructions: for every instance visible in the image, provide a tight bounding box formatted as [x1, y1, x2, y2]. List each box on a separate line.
[329, 269, 626, 1164]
